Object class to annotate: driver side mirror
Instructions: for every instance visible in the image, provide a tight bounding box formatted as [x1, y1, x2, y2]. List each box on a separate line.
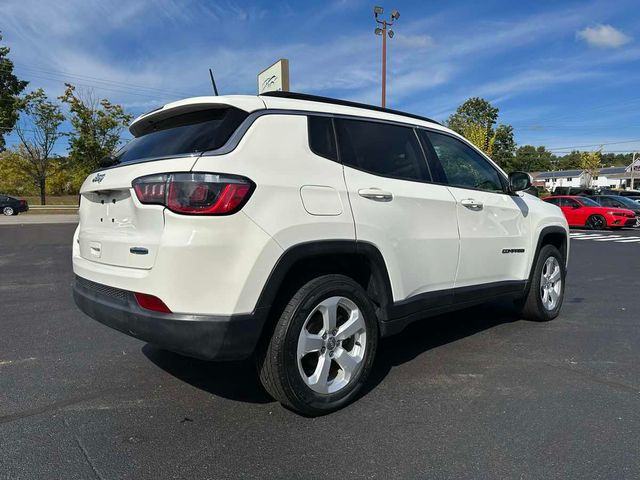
[508, 171, 532, 193]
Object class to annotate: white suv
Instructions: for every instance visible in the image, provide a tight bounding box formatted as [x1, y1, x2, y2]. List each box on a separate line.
[73, 92, 569, 415]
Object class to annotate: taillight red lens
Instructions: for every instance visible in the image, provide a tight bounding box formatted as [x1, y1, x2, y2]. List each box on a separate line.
[132, 172, 254, 215]
[132, 174, 168, 205]
[134, 292, 172, 313]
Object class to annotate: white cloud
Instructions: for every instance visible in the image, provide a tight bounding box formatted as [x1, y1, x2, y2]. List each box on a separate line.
[394, 34, 434, 49]
[577, 24, 632, 48]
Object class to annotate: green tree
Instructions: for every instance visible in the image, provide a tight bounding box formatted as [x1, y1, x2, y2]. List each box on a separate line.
[0, 32, 29, 151]
[447, 97, 499, 154]
[14, 89, 65, 205]
[580, 149, 602, 187]
[491, 124, 516, 170]
[0, 147, 36, 195]
[59, 83, 132, 175]
[556, 151, 582, 170]
[513, 145, 555, 172]
[446, 97, 517, 168]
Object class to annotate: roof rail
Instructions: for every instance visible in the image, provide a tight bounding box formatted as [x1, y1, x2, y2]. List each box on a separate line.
[260, 91, 441, 126]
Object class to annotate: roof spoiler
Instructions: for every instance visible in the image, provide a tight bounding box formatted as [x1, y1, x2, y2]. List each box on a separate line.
[129, 96, 265, 137]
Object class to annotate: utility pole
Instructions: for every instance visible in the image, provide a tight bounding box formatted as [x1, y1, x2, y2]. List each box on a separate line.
[631, 152, 638, 190]
[374, 6, 400, 108]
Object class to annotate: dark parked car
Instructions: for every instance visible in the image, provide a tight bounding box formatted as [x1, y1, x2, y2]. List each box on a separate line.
[553, 186, 597, 196]
[588, 195, 640, 227]
[0, 194, 29, 216]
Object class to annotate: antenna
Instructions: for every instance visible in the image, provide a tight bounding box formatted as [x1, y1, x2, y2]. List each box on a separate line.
[208, 68, 219, 96]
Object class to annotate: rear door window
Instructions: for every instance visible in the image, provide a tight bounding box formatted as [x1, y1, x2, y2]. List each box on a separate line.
[560, 198, 580, 208]
[115, 107, 248, 164]
[334, 118, 430, 182]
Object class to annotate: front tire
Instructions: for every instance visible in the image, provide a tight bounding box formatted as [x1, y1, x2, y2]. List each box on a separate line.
[257, 274, 378, 416]
[586, 214, 606, 230]
[518, 244, 566, 322]
[2, 206, 14, 216]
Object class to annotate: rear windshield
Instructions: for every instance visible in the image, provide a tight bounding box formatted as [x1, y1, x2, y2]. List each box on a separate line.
[115, 107, 248, 164]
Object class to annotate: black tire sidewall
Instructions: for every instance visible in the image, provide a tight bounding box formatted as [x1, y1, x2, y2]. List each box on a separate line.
[587, 215, 605, 230]
[530, 245, 566, 320]
[280, 276, 378, 414]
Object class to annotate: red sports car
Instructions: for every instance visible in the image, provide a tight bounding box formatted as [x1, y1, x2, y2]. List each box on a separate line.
[544, 195, 637, 229]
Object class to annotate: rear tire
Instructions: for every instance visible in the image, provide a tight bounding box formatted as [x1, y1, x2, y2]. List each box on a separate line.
[586, 214, 606, 230]
[257, 274, 378, 416]
[518, 244, 566, 322]
[2, 206, 14, 216]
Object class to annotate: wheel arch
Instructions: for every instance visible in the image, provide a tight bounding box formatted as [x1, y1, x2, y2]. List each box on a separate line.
[253, 240, 394, 343]
[529, 225, 569, 281]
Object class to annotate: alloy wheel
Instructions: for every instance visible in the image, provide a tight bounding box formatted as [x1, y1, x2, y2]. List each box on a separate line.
[2, 206, 14, 216]
[296, 296, 367, 394]
[540, 256, 562, 311]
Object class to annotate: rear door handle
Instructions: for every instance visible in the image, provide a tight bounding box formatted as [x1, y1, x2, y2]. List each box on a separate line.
[358, 188, 393, 202]
[460, 198, 483, 211]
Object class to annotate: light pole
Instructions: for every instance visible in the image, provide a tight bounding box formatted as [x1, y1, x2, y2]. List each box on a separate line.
[374, 6, 400, 108]
[631, 152, 638, 190]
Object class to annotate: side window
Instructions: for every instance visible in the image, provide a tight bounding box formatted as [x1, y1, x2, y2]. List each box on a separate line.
[424, 131, 505, 193]
[560, 198, 579, 208]
[599, 197, 614, 207]
[335, 118, 430, 182]
[308, 116, 337, 161]
[545, 197, 560, 206]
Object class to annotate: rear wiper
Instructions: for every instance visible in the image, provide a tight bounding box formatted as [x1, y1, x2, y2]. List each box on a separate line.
[99, 154, 120, 169]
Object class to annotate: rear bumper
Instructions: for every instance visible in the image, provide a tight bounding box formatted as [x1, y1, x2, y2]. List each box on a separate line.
[73, 275, 266, 361]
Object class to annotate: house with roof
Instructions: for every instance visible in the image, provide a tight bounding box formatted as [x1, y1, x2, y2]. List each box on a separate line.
[534, 160, 640, 191]
[536, 170, 586, 190]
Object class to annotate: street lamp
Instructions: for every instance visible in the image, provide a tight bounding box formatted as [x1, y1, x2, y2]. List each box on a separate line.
[373, 6, 400, 108]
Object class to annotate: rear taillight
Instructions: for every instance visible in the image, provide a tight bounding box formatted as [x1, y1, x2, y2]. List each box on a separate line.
[134, 292, 172, 313]
[132, 172, 254, 215]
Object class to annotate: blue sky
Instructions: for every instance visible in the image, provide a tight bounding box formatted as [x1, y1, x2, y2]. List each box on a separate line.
[1, 0, 639, 155]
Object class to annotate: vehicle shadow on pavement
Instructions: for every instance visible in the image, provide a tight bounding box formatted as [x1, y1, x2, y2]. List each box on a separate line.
[142, 345, 273, 404]
[359, 300, 520, 399]
[142, 299, 520, 407]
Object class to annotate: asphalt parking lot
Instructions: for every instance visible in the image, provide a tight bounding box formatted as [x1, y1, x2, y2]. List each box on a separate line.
[1, 223, 639, 479]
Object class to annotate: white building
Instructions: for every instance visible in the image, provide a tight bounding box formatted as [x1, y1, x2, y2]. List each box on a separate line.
[536, 169, 586, 190]
[535, 160, 640, 191]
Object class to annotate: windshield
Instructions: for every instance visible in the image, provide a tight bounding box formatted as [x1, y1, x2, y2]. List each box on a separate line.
[114, 107, 248, 165]
[578, 197, 600, 207]
[615, 196, 640, 208]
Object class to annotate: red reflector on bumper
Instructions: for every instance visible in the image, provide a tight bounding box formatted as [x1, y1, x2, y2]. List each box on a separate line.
[134, 292, 172, 313]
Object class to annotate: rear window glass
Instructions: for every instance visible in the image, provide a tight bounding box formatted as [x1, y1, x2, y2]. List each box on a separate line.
[115, 107, 248, 164]
[308, 116, 337, 161]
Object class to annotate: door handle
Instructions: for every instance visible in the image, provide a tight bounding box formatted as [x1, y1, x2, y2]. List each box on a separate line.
[358, 188, 393, 202]
[460, 198, 483, 211]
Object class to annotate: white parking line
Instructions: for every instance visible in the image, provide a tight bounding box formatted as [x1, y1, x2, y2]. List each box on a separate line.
[571, 235, 611, 240]
[592, 236, 624, 241]
[612, 237, 640, 243]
